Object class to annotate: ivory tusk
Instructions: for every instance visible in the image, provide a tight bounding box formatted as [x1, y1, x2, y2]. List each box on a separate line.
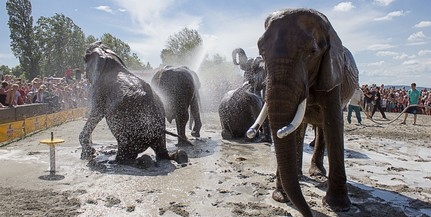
[276, 99, 307, 138]
[246, 103, 268, 138]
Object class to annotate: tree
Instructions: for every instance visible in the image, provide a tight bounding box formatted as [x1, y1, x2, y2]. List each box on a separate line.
[161, 28, 203, 66]
[6, 0, 40, 79]
[100, 33, 144, 70]
[35, 13, 86, 77]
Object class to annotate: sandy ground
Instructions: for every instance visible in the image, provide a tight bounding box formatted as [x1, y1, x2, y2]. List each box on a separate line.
[0, 111, 430, 217]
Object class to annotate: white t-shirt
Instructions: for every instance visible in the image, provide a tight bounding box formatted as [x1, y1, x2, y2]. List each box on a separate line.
[348, 88, 364, 107]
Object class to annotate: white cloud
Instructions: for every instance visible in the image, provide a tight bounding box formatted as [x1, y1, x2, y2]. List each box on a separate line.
[95, 6, 114, 14]
[376, 51, 398, 57]
[368, 61, 385, 66]
[373, 0, 395, 6]
[374, 10, 407, 21]
[402, 60, 418, 65]
[367, 44, 395, 51]
[418, 50, 431, 56]
[414, 21, 431, 28]
[333, 2, 355, 12]
[408, 31, 427, 42]
[118, 8, 127, 13]
[394, 53, 415, 60]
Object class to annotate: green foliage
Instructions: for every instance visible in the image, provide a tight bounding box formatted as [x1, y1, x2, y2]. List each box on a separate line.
[35, 13, 86, 77]
[100, 33, 146, 70]
[161, 28, 203, 66]
[6, 0, 40, 80]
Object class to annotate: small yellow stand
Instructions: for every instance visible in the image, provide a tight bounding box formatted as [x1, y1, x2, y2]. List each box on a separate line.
[39, 132, 65, 181]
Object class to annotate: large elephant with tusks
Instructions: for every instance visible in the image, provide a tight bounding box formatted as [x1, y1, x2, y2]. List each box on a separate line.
[251, 9, 359, 216]
[151, 65, 202, 145]
[79, 42, 187, 165]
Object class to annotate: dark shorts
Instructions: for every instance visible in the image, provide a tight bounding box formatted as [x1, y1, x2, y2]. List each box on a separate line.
[405, 106, 418, 114]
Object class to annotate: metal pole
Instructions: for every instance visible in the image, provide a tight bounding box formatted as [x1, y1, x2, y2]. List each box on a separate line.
[49, 145, 55, 175]
[49, 132, 55, 176]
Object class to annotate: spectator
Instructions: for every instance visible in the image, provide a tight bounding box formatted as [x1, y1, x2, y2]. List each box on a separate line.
[0, 81, 9, 106]
[6, 83, 22, 107]
[347, 85, 364, 125]
[370, 86, 387, 119]
[363, 87, 374, 118]
[400, 83, 421, 125]
[425, 94, 431, 115]
[64, 67, 74, 83]
[34, 84, 50, 103]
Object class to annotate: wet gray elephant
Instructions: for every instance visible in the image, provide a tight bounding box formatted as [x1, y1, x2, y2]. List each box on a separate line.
[151, 65, 202, 145]
[253, 9, 359, 216]
[232, 48, 271, 142]
[218, 83, 270, 142]
[232, 48, 266, 98]
[79, 42, 187, 165]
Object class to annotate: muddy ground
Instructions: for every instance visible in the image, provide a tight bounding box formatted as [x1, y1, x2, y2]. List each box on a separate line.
[0, 112, 430, 217]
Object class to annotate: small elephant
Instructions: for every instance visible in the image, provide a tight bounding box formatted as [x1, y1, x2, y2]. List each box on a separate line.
[254, 8, 359, 216]
[232, 48, 266, 98]
[151, 65, 202, 145]
[79, 42, 187, 165]
[218, 83, 270, 142]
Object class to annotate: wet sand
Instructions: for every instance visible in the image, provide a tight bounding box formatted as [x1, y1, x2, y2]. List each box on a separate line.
[0, 112, 430, 217]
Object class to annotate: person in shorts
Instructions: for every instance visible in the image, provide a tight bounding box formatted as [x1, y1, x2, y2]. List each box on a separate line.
[400, 83, 421, 125]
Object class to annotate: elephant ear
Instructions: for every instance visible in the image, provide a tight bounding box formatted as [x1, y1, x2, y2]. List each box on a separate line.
[315, 26, 343, 92]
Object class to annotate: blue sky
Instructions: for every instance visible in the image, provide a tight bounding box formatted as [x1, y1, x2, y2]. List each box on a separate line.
[1, 0, 430, 86]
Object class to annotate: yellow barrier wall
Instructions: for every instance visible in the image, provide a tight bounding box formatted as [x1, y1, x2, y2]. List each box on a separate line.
[0, 107, 86, 143]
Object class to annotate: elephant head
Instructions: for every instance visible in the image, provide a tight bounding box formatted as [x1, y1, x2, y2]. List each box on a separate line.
[83, 41, 127, 85]
[232, 48, 266, 97]
[257, 8, 355, 216]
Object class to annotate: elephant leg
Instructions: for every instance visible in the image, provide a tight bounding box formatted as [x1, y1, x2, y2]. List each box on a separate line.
[152, 137, 171, 161]
[309, 126, 327, 176]
[308, 125, 316, 147]
[115, 142, 140, 165]
[190, 97, 202, 137]
[261, 118, 272, 143]
[320, 89, 351, 211]
[175, 108, 189, 145]
[272, 169, 289, 203]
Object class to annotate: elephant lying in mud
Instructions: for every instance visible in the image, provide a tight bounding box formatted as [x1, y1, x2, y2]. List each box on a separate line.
[79, 42, 187, 165]
[151, 65, 202, 145]
[251, 8, 359, 216]
[218, 83, 270, 142]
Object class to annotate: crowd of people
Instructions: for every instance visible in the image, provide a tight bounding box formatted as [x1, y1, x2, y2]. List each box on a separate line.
[348, 82, 431, 125]
[0, 69, 88, 112]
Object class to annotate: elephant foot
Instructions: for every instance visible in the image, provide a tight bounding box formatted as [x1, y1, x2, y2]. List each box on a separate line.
[80, 146, 96, 160]
[272, 188, 289, 203]
[135, 154, 154, 169]
[191, 130, 200, 138]
[309, 164, 327, 177]
[221, 130, 233, 140]
[169, 149, 189, 164]
[323, 192, 351, 212]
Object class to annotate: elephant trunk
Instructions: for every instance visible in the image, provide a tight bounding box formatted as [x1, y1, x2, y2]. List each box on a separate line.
[266, 58, 313, 216]
[232, 48, 248, 71]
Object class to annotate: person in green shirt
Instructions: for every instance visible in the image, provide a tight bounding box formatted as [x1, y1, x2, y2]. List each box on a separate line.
[400, 83, 421, 125]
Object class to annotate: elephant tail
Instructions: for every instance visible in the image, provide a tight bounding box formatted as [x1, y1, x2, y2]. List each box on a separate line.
[165, 130, 194, 146]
